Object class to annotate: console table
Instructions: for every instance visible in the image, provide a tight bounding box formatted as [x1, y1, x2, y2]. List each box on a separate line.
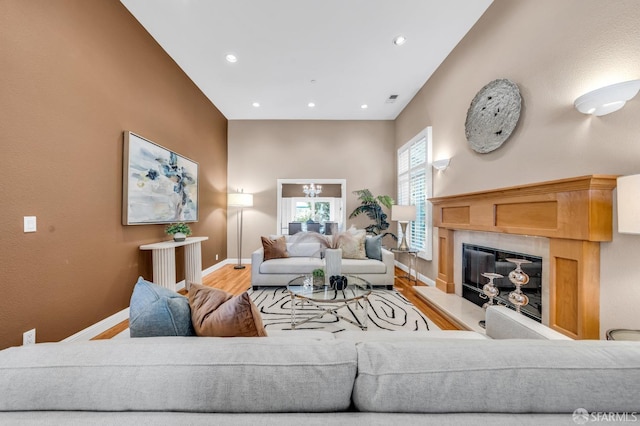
[140, 237, 208, 291]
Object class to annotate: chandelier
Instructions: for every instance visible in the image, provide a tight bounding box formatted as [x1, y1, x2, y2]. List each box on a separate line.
[303, 183, 322, 197]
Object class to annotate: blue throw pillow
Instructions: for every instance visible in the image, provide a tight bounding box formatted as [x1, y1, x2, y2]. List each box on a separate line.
[129, 277, 195, 337]
[365, 235, 384, 261]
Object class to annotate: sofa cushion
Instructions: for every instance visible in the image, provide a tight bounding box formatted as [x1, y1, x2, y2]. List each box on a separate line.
[0, 337, 357, 413]
[262, 236, 289, 261]
[260, 257, 324, 274]
[364, 235, 383, 260]
[267, 330, 336, 340]
[340, 229, 367, 259]
[340, 258, 387, 274]
[286, 242, 322, 258]
[335, 330, 488, 342]
[353, 340, 640, 413]
[188, 284, 267, 337]
[129, 277, 195, 337]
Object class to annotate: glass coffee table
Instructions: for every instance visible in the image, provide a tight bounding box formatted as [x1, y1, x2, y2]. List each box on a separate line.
[286, 275, 372, 330]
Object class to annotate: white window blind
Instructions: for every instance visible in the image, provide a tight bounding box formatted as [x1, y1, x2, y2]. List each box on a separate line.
[397, 127, 432, 260]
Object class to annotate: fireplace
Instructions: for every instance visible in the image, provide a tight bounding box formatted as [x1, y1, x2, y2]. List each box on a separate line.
[430, 175, 617, 339]
[462, 244, 542, 322]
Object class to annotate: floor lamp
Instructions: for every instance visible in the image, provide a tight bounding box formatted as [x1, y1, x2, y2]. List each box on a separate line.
[228, 190, 254, 270]
[391, 205, 416, 251]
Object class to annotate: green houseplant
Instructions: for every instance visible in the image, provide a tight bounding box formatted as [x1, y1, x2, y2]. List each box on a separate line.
[165, 222, 192, 242]
[311, 268, 325, 287]
[348, 189, 397, 240]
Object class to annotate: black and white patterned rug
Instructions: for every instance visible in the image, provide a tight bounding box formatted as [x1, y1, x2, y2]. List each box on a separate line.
[249, 287, 439, 333]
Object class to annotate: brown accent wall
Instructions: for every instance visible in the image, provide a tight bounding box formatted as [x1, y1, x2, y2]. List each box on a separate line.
[0, 0, 228, 349]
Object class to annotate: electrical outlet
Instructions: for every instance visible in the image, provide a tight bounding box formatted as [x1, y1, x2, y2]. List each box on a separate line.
[216, 254, 219, 261]
[23, 329, 36, 345]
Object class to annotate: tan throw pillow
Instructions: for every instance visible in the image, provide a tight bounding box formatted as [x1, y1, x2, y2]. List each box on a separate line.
[340, 229, 367, 259]
[262, 236, 289, 261]
[188, 284, 267, 337]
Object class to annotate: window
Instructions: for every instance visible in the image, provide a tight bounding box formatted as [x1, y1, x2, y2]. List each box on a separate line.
[279, 197, 339, 233]
[397, 127, 433, 260]
[293, 199, 331, 223]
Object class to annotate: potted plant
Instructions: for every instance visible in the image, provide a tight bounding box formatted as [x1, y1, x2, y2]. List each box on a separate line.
[165, 222, 192, 242]
[311, 268, 325, 287]
[348, 189, 397, 241]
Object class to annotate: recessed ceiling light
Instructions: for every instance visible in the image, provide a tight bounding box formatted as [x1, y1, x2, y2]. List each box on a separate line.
[308, 102, 316, 108]
[393, 35, 407, 46]
[225, 54, 237, 63]
[252, 102, 260, 108]
[360, 104, 368, 109]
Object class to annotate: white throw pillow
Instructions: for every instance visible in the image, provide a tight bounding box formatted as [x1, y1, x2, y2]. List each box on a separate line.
[286, 242, 322, 258]
[340, 227, 367, 259]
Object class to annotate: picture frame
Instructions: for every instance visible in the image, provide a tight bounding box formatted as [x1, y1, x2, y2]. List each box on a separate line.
[122, 131, 199, 225]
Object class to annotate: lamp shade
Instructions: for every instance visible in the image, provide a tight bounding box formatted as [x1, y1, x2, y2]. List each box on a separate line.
[617, 175, 640, 234]
[391, 205, 416, 222]
[228, 192, 253, 207]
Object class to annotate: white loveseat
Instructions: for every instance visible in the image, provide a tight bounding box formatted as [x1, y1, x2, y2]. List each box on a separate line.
[251, 240, 395, 289]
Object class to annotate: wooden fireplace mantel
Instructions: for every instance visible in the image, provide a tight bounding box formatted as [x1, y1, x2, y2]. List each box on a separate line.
[430, 175, 618, 339]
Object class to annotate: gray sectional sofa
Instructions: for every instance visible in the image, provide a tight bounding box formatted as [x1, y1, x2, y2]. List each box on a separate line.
[1, 306, 639, 424]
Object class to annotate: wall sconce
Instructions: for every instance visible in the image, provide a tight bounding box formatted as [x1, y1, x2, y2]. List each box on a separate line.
[617, 174, 640, 234]
[432, 158, 451, 171]
[574, 79, 640, 116]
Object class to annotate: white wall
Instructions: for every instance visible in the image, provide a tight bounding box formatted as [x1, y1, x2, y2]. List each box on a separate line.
[227, 120, 396, 259]
[395, 0, 640, 337]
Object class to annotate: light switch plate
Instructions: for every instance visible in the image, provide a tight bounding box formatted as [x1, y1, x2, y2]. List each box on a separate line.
[24, 216, 37, 233]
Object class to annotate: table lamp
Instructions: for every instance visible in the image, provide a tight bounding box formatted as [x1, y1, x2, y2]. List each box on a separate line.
[391, 205, 416, 251]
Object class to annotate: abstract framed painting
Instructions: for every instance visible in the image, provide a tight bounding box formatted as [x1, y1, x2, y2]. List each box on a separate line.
[122, 131, 199, 225]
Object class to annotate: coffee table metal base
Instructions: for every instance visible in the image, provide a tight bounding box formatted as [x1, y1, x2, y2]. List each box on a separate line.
[289, 293, 369, 330]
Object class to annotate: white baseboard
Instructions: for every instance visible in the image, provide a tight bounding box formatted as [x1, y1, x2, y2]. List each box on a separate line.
[63, 261, 231, 342]
[394, 260, 436, 287]
[62, 308, 130, 343]
[227, 258, 252, 268]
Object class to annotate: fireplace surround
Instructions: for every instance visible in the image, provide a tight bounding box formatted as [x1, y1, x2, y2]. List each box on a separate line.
[430, 175, 617, 339]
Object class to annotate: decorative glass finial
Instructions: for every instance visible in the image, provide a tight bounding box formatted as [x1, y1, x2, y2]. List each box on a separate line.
[506, 258, 531, 313]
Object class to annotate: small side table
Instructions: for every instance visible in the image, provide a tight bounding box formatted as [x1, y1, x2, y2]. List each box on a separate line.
[606, 329, 640, 341]
[391, 248, 419, 285]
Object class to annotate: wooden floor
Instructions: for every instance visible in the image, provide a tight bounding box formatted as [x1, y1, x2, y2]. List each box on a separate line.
[92, 265, 459, 339]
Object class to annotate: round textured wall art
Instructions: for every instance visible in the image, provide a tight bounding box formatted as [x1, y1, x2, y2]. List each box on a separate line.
[465, 79, 521, 154]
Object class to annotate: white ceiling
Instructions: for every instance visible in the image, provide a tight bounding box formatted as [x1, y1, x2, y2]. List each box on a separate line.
[120, 0, 493, 120]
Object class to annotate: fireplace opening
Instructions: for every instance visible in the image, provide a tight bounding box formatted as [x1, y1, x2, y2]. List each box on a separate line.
[462, 244, 542, 322]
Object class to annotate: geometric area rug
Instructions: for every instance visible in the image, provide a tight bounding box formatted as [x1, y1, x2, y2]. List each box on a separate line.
[249, 287, 440, 333]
